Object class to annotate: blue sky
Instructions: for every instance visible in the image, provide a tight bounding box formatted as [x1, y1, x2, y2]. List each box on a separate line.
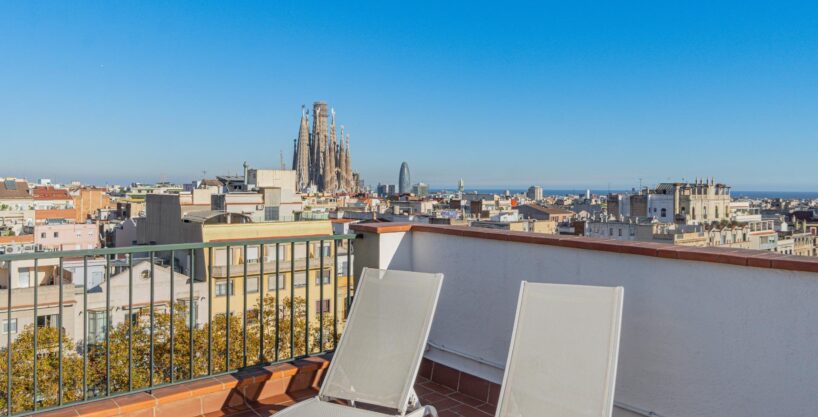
[1, 1, 817, 190]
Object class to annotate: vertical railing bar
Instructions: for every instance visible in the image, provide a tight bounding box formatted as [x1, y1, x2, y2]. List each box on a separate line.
[7, 260, 12, 416]
[274, 243, 280, 363]
[289, 244, 294, 359]
[128, 254, 133, 392]
[58, 257, 64, 405]
[346, 243, 352, 315]
[207, 247, 213, 376]
[149, 252, 155, 387]
[33, 258, 38, 411]
[169, 250, 175, 384]
[82, 255, 88, 401]
[333, 240, 338, 347]
[304, 244, 310, 355]
[258, 244, 264, 363]
[319, 240, 324, 352]
[242, 245, 247, 368]
[105, 254, 111, 397]
[225, 247, 231, 372]
[189, 249, 195, 379]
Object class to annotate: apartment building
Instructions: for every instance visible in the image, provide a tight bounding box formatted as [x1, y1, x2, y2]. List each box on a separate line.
[517, 204, 576, 223]
[32, 186, 73, 210]
[81, 261, 209, 343]
[34, 222, 99, 250]
[72, 187, 112, 222]
[139, 194, 351, 320]
[0, 179, 33, 235]
[0, 257, 77, 348]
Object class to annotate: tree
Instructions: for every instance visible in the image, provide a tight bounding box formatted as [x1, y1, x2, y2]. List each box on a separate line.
[0, 293, 347, 414]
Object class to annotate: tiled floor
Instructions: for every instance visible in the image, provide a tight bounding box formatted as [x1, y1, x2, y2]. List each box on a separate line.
[223, 377, 495, 417]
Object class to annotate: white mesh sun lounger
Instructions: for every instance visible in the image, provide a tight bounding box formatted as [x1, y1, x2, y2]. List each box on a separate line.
[277, 267, 444, 417]
[495, 282, 624, 417]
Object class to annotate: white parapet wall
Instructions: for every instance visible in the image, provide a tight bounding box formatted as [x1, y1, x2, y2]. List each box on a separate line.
[354, 226, 818, 417]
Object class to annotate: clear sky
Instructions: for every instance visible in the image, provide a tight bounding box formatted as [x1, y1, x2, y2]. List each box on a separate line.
[2, 1, 817, 190]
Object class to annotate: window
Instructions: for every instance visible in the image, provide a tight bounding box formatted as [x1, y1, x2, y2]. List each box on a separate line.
[618, 229, 622, 237]
[338, 260, 350, 276]
[40, 232, 46, 238]
[216, 280, 235, 296]
[247, 276, 259, 293]
[660, 208, 667, 218]
[315, 299, 330, 314]
[246, 247, 259, 264]
[609, 228, 613, 236]
[294, 272, 307, 288]
[18, 268, 30, 288]
[2, 319, 17, 334]
[264, 207, 279, 221]
[268, 274, 285, 291]
[87, 311, 106, 343]
[90, 271, 104, 288]
[315, 269, 331, 285]
[38, 314, 59, 329]
[53, 232, 59, 238]
[316, 243, 331, 258]
[213, 248, 230, 267]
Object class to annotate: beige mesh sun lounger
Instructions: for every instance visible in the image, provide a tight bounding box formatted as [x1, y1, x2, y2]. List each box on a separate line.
[275, 267, 444, 417]
[495, 282, 624, 417]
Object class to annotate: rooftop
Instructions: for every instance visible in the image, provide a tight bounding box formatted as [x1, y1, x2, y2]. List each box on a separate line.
[0, 180, 30, 199]
[32, 186, 72, 201]
[4, 224, 818, 417]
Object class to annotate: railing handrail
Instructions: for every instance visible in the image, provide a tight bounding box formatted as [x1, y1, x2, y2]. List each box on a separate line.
[0, 233, 356, 262]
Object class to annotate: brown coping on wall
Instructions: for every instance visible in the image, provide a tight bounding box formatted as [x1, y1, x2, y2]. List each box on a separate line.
[31, 355, 332, 417]
[350, 223, 818, 274]
[30, 355, 498, 417]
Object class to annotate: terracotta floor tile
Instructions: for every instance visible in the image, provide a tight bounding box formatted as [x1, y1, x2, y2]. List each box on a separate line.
[448, 392, 485, 408]
[449, 403, 493, 417]
[420, 381, 455, 395]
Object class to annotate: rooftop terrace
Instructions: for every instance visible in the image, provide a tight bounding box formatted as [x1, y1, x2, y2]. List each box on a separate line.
[1, 224, 817, 417]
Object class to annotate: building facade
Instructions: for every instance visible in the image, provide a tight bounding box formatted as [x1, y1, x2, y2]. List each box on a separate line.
[292, 102, 355, 193]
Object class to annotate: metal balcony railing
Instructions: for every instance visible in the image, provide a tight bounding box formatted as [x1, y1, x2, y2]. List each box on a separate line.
[0, 233, 356, 416]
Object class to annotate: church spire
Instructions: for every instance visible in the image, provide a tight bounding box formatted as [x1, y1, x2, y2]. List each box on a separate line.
[344, 133, 353, 192]
[324, 108, 338, 193]
[338, 125, 346, 191]
[294, 106, 311, 191]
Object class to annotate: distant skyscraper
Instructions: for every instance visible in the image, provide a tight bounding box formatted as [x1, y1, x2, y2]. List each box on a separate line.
[399, 162, 411, 194]
[413, 182, 429, 197]
[458, 178, 465, 194]
[527, 185, 543, 201]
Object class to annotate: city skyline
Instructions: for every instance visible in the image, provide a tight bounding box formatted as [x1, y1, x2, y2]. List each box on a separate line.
[3, 2, 818, 189]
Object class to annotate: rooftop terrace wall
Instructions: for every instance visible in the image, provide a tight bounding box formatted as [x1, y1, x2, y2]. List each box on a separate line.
[352, 223, 818, 417]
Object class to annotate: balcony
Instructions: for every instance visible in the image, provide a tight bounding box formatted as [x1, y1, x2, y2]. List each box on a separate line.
[1, 224, 818, 417]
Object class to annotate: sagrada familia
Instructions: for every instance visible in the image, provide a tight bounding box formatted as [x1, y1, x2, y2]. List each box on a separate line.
[292, 101, 356, 193]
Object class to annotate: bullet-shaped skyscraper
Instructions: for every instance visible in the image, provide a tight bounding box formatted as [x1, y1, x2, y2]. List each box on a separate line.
[399, 162, 411, 195]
